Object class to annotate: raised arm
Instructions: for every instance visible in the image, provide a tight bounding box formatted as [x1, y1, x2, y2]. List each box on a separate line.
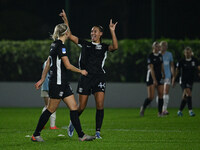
[35, 57, 50, 90]
[59, 9, 79, 44]
[108, 19, 118, 51]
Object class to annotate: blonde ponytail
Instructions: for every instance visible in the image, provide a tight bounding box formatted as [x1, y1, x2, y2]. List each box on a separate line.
[51, 23, 68, 41]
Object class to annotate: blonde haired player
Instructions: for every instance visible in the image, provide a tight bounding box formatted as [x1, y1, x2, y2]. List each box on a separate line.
[156, 41, 175, 115]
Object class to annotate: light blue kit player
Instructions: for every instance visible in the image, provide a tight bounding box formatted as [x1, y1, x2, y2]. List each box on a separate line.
[159, 41, 175, 115]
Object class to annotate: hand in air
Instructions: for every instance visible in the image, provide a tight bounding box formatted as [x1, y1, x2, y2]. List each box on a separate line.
[109, 19, 118, 31]
[59, 9, 67, 20]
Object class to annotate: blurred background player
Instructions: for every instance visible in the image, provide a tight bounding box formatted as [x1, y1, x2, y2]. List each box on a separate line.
[156, 41, 175, 115]
[41, 61, 58, 129]
[59, 9, 118, 139]
[140, 42, 165, 117]
[172, 47, 200, 117]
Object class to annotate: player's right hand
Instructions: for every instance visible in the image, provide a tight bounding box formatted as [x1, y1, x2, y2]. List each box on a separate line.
[81, 70, 88, 76]
[35, 80, 42, 90]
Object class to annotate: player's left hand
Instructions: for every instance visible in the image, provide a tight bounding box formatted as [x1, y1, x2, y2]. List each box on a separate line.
[109, 19, 118, 31]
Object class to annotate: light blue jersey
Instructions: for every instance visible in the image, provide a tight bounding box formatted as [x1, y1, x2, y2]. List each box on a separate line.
[41, 61, 50, 91]
[162, 51, 173, 79]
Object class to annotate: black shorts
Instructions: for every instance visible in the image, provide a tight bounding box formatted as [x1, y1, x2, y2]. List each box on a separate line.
[77, 73, 106, 95]
[49, 83, 73, 99]
[146, 76, 164, 86]
[180, 82, 193, 90]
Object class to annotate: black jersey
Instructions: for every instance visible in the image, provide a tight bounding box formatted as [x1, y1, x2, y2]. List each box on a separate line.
[146, 52, 163, 80]
[77, 39, 109, 74]
[49, 40, 69, 85]
[177, 57, 199, 83]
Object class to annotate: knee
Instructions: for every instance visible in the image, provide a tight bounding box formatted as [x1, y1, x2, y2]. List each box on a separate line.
[96, 102, 104, 109]
[47, 106, 56, 113]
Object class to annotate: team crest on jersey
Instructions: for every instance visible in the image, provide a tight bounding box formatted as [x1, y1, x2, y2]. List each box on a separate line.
[192, 61, 195, 66]
[62, 48, 66, 54]
[96, 44, 102, 50]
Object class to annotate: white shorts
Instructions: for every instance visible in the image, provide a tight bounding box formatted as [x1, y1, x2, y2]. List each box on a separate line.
[41, 90, 49, 98]
[164, 78, 171, 85]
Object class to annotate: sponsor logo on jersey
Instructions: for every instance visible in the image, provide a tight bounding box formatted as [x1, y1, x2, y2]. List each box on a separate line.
[62, 48, 66, 54]
[96, 45, 102, 50]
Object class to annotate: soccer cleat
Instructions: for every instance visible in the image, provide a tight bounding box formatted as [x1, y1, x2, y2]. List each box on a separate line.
[162, 110, 169, 115]
[189, 111, 195, 117]
[67, 121, 74, 137]
[79, 134, 96, 141]
[140, 106, 144, 117]
[158, 112, 164, 117]
[31, 135, 44, 142]
[177, 111, 183, 117]
[95, 131, 102, 139]
[50, 126, 59, 130]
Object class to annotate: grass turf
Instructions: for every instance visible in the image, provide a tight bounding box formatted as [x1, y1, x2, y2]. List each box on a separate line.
[0, 108, 199, 150]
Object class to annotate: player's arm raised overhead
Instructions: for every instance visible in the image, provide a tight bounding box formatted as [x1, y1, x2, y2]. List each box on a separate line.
[59, 9, 79, 44]
[108, 19, 118, 51]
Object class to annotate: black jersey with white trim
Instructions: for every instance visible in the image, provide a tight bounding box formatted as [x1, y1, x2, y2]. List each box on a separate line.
[176, 57, 199, 83]
[49, 40, 69, 85]
[77, 39, 109, 74]
[146, 52, 163, 80]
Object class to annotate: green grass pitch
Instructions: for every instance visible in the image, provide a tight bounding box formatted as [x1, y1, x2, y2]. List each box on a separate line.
[0, 108, 200, 150]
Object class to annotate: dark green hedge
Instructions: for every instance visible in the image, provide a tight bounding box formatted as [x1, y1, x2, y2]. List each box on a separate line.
[1, 39, 200, 82]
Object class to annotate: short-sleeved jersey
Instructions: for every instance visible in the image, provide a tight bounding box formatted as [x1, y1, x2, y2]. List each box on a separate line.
[146, 52, 163, 80]
[41, 61, 50, 91]
[176, 57, 199, 84]
[77, 39, 109, 74]
[49, 40, 69, 85]
[162, 51, 173, 79]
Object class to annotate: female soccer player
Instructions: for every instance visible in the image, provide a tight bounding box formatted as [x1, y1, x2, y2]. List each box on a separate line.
[140, 42, 165, 117]
[59, 9, 118, 139]
[31, 23, 95, 142]
[159, 41, 175, 115]
[172, 47, 200, 117]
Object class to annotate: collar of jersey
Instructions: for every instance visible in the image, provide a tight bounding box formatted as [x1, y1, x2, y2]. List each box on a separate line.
[92, 42, 100, 45]
[153, 53, 159, 56]
[185, 58, 192, 61]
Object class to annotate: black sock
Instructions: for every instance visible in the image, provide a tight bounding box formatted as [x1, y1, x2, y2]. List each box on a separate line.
[96, 109, 104, 132]
[187, 96, 192, 110]
[158, 98, 163, 114]
[33, 109, 52, 136]
[180, 98, 187, 111]
[143, 98, 151, 110]
[70, 110, 84, 138]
